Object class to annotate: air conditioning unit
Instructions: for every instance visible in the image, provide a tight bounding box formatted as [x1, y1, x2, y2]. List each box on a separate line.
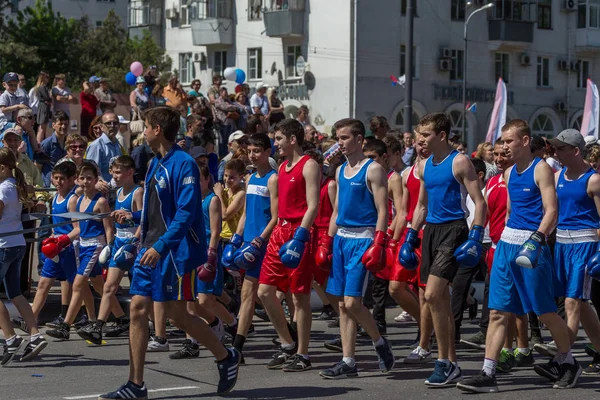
[571, 60, 581, 72]
[520, 54, 531, 66]
[556, 101, 568, 112]
[439, 58, 451, 71]
[165, 6, 178, 20]
[563, 0, 577, 12]
[558, 60, 569, 71]
[441, 48, 452, 59]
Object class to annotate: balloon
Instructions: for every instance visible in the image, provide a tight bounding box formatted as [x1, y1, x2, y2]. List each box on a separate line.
[130, 61, 144, 77]
[235, 69, 246, 84]
[223, 67, 237, 81]
[125, 72, 137, 86]
[234, 84, 242, 94]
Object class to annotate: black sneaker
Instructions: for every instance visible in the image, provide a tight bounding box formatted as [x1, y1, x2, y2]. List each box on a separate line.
[224, 324, 238, 340]
[267, 345, 297, 369]
[319, 360, 359, 379]
[316, 305, 336, 321]
[534, 359, 561, 382]
[457, 370, 498, 393]
[20, 336, 48, 362]
[46, 322, 71, 340]
[374, 337, 395, 373]
[11, 317, 30, 334]
[376, 323, 387, 335]
[357, 326, 368, 337]
[170, 339, 200, 359]
[98, 381, 147, 400]
[582, 362, 600, 375]
[168, 329, 186, 338]
[73, 314, 89, 329]
[514, 348, 535, 367]
[282, 354, 312, 372]
[77, 321, 103, 345]
[272, 337, 281, 346]
[216, 348, 240, 394]
[553, 360, 582, 389]
[324, 337, 343, 352]
[1, 336, 24, 367]
[254, 308, 270, 322]
[46, 314, 65, 329]
[327, 317, 339, 328]
[460, 331, 486, 350]
[104, 317, 130, 338]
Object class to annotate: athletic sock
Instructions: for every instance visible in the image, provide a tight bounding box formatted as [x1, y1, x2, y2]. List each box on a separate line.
[438, 358, 450, 367]
[233, 334, 246, 351]
[281, 341, 295, 350]
[190, 337, 199, 345]
[373, 336, 385, 347]
[6, 335, 17, 346]
[342, 357, 356, 368]
[30, 333, 41, 342]
[61, 305, 68, 316]
[297, 353, 309, 360]
[555, 351, 574, 365]
[517, 347, 529, 355]
[482, 358, 497, 376]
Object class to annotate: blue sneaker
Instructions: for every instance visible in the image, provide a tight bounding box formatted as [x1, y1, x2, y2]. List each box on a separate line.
[374, 337, 395, 372]
[98, 381, 148, 399]
[216, 347, 240, 394]
[425, 360, 462, 386]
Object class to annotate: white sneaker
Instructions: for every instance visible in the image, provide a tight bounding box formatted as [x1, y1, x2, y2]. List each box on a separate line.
[211, 318, 226, 343]
[147, 335, 169, 352]
[394, 311, 415, 323]
[403, 346, 432, 364]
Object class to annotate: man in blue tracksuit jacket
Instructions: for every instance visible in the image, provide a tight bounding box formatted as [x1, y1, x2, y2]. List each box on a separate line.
[100, 107, 240, 400]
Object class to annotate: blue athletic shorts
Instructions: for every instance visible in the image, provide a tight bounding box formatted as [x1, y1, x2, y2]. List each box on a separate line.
[553, 235, 595, 300]
[488, 228, 556, 316]
[129, 247, 196, 302]
[40, 244, 78, 283]
[77, 243, 103, 277]
[326, 229, 373, 298]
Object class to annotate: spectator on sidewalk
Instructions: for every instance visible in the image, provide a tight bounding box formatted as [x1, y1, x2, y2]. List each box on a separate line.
[95, 78, 117, 114]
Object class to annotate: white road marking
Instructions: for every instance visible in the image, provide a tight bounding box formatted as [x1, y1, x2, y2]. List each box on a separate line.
[63, 385, 200, 399]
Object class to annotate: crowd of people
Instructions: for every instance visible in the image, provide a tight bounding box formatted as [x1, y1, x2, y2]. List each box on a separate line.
[0, 68, 599, 399]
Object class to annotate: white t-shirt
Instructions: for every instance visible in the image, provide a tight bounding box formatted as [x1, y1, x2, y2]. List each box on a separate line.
[0, 178, 25, 248]
[466, 188, 491, 244]
[28, 87, 39, 115]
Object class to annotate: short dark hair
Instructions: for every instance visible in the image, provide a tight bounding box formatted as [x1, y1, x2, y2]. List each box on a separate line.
[78, 161, 98, 178]
[246, 114, 263, 135]
[298, 105, 309, 116]
[304, 148, 324, 166]
[224, 158, 246, 175]
[144, 106, 180, 142]
[383, 135, 403, 154]
[363, 138, 387, 157]
[493, 139, 504, 146]
[275, 119, 305, 146]
[471, 157, 487, 178]
[334, 118, 365, 138]
[111, 155, 135, 170]
[52, 110, 69, 123]
[369, 116, 390, 133]
[191, 79, 201, 86]
[52, 160, 77, 178]
[197, 130, 216, 147]
[417, 112, 452, 138]
[530, 135, 546, 153]
[248, 133, 271, 150]
[502, 119, 531, 138]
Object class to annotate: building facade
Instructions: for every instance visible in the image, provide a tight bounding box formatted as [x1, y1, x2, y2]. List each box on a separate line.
[139, 0, 600, 144]
[14, 0, 127, 28]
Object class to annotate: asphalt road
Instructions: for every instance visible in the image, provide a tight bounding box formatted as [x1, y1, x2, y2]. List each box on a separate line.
[1, 308, 599, 400]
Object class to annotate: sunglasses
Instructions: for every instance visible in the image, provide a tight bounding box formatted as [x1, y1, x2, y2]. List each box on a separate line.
[69, 144, 85, 150]
[104, 121, 119, 126]
[19, 115, 34, 120]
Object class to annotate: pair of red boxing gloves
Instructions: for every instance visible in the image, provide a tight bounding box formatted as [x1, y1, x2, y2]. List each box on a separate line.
[41, 235, 72, 262]
[314, 230, 388, 272]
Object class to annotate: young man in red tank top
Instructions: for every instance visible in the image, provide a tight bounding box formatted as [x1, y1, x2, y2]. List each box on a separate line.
[257, 119, 321, 372]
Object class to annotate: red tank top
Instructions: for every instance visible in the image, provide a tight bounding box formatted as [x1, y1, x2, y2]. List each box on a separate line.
[314, 178, 333, 229]
[387, 170, 396, 225]
[405, 164, 421, 223]
[485, 173, 507, 244]
[278, 155, 310, 221]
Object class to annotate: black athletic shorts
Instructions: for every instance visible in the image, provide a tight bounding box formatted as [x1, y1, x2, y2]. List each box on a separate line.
[420, 219, 468, 284]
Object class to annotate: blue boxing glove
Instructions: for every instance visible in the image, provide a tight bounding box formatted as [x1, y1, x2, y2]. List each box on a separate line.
[514, 231, 545, 269]
[399, 229, 420, 271]
[586, 242, 600, 280]
[222, 234, 243, 268]
[454, 225, 485, 268]
[113, 238, 139, 272]
[279, 227, 310, 269]
[234, 237, 266, 271]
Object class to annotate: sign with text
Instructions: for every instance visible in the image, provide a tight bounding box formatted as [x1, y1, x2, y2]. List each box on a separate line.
[433, 84, 514, 105]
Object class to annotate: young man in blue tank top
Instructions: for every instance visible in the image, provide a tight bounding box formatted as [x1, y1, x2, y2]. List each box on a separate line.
[549, 129, 600, 375]
[400, 112, 487, 387]
[77, 155, 142, 344]
[458, 120, 578, 393]
[316, 118, 395, 379]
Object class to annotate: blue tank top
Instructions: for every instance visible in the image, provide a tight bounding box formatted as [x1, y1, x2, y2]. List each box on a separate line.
[77, 193, 105, 239]
[114, 186, 140, 234]
[557, 167, 599, 230]
[244, 169, 275, 242]
[423, 150, 467, 224]
[506, 157, 544, 230]
[52, 186, 77, 236]
[202, 191, 216, 247]
[336, 159, 378, 228]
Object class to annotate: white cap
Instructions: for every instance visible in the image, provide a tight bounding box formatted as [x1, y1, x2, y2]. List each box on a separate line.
[118, 115, 130, 124]
[584, 135, 597, 145]
[256, 82, 267, 91]
[228, 130, 246, 144]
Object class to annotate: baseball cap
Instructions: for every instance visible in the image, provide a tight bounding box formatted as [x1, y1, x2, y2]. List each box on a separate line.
[228, 130, 245, 144]
[190, 146, 208, 159]
[89, 75, 100, 83]
[548, 129, 585, 150]
[118, 115, 130, 124]
[3, 72, 18, 83]
[135, 76, 145, 84]
[256, 82, 267, 91]
[0, 127, 22, 142]
[584, 135, 597, 145]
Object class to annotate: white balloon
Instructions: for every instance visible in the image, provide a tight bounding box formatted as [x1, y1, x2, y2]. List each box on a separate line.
[223, 67, 237, 81]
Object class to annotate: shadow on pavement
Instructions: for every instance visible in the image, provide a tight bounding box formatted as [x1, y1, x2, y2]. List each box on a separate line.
[152, 385, 362, 400]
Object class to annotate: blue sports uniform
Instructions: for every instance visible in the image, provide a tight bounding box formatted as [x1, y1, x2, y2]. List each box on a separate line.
[327, 159, 377, 297]
[554, 167, 598, 300]
[76, 193, 105, 277]
[241, 169, 275, 279]
[40, 186, 78, 283]
[109, 186, 140, 269]
[196, 191, 224, 296]
[129, 145, 207, 302]
[489, 158, 557, 315]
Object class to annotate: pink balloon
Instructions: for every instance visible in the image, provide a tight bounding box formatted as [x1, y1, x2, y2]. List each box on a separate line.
[130, 61, 144, 77]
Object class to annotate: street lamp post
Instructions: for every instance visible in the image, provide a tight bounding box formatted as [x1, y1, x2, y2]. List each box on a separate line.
[462, 2, 494, 151]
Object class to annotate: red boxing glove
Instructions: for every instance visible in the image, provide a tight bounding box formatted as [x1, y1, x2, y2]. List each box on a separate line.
[362, 230, 388, 273]
[41, 234, 71, 261]
[197, 247, 217, 282]
[386, 238, 399, 270]
[315, 235, 334, 270]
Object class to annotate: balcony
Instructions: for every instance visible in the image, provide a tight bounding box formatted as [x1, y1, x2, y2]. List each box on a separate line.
[487, 20, 534, 51]
[128, 3, 163, 46]
[190, 0, 234, 46]
[575, 29, 600, 54]
[264, 0, 305, 38]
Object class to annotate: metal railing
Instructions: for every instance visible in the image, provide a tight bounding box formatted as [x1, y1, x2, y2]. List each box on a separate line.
[191, 0, 233, 20]
[265, 0, 305, 12]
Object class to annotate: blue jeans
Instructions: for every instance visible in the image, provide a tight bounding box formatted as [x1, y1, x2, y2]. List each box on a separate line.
[0, 246, 26, 299]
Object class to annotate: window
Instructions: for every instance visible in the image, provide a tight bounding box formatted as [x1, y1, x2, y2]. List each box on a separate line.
[96, 21, 103, 27]
[537, 56, 550, 87]
[400, 44, 417, 78]
[214, 51, 227, 79]
[197, 0, 233, 19]
[450, 49, 464, 81]
[491, 0, 536, 22]
[10, 0, 18, 13]
[531, 113, 555, 138]
[179, 53, 193, 84]
[494, 53, 510, 84]
[180, 4, 190, 26]
[248, 48, 262, 80]
[537, 0, 551, 29]
[591, 0, 600, 28]
[285, 45, 302, 78]
[578, 0, 587, 28]
[451, 0, 465, 21]
[579, 0, 600, 28]
[577, 60, 591, 88]
[249, 0, 262, 20]
[394, 109, 420, 130]
[572, 114, 583, 131]
[401, 0, 417, 16]
[449, 110, 468, 141]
